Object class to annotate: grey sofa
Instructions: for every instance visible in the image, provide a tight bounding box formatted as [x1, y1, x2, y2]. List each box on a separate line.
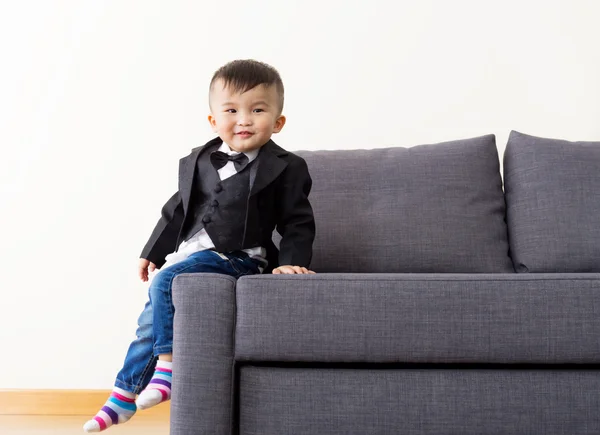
[170, 131, 600, 435]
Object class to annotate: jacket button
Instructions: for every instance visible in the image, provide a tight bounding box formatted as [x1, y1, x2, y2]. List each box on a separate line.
[212, 200, 219, 207]
[202, 215, 211, 224]
[214, 184, 223, 193]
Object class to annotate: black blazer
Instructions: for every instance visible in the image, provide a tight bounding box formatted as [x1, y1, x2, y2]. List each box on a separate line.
[140, 137, 316, 272]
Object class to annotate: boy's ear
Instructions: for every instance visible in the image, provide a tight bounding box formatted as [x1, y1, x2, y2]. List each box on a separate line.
[272, 115, 286, 134]
[207, 114, 218, 132]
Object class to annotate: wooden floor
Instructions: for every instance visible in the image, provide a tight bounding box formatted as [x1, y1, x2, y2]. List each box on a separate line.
[0, 414, 170, 434]
[0, 390, 170, 434]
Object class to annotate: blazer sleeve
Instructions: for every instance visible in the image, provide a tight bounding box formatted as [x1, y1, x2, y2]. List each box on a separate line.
[140, 191, 184, 268]
[275, 156, 316, 268]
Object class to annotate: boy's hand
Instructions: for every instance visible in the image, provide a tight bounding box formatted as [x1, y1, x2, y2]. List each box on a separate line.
[272, 265, 316, 275]
[139, 258, 157, 282]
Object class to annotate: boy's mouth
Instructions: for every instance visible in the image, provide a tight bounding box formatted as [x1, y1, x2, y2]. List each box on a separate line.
[236, 131, 253, 137]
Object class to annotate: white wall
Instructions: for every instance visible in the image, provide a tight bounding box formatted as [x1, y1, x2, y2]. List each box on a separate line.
[1, 0, 599, 389]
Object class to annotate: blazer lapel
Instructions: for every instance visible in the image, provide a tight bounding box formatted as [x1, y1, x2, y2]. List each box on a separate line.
[179, 137, 222, 214]
[180, 137, 288, 208]
[250, 140, 288, 196]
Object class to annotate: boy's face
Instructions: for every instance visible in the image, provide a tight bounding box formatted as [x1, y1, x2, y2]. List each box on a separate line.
[208, 79, 286, 153]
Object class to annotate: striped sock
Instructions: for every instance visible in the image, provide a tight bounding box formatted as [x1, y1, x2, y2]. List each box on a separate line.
[136, 360, 172, 410]
[83, 387, 136, 432]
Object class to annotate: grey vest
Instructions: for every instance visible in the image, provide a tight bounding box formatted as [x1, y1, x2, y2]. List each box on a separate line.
[179, 148, 260, 252]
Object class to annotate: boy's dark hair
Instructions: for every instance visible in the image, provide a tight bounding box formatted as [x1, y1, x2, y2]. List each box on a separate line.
[209, 59, 284, 113]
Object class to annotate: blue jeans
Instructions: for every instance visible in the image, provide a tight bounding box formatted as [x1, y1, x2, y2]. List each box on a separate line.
[115, 249, 262, 394]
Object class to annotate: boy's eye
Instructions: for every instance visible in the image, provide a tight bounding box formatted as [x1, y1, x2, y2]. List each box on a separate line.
[226, 109, 237, 113]
[253, 109, 265, 113]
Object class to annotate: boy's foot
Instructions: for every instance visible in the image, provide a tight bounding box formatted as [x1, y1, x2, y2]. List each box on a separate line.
[136, 360, 172, 410]
[83, 387, 136, 432]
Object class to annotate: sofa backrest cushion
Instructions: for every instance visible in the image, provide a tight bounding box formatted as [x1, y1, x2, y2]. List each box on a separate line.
[503, 130, 600, 272]
[290, 135, 513, 273]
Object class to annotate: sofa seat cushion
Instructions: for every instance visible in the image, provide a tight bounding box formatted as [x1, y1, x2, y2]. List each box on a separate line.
[287, 135, 513, 273]
[504, 130, 600, 272]
[235, 274, 600, 364]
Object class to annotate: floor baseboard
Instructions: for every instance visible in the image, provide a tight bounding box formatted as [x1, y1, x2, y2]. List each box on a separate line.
[0, 390, 170, 417]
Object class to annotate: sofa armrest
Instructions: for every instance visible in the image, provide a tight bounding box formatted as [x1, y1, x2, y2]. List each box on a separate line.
[235, 273, 600, 364]
[171, 273, 237, 435]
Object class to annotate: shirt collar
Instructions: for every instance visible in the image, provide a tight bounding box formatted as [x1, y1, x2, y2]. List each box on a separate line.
[219, 142, 259, 163]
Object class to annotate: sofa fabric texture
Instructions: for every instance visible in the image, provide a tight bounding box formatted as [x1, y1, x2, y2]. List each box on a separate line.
[292, 134, 513, 273]
[239, 367, 600, 435]
[234, 274, 600, 364]
[504, 130, 600, 273]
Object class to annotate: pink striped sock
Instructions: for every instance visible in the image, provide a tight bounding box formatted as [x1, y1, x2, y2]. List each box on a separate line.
[83, 387, 136, 432]
[136, 360, 172, 410]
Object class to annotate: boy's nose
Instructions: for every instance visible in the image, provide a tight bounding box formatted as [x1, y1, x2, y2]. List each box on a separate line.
[237, 117, 252, 126]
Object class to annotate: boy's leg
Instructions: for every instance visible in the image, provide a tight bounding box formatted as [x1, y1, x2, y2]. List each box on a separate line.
[147, 249, 262, 358]
[83, 302, 156, 432]
[115, 301, 158, 392]
[136, 250, 261, 410]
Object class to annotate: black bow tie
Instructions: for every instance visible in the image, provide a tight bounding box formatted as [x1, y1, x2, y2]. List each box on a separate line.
[210, 151, 250, 172]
